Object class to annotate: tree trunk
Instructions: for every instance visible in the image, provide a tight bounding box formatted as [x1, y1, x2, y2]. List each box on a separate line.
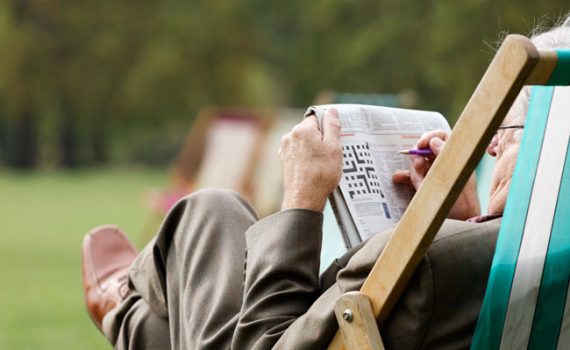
[6, 110, 38, 169]
[91, 120, 107, 165]
[58, 100, 79, 168]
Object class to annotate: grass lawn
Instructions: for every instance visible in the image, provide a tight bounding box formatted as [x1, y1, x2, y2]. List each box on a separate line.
[0, 168, 167, 349]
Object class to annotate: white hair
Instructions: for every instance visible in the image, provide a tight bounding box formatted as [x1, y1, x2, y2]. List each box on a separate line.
[508, 15, 570, 136]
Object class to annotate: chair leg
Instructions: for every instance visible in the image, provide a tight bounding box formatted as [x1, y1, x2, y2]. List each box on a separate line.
[334, 292, 385, 350]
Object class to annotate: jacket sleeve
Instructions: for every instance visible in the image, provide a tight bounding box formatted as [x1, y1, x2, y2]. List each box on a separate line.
[231, 209, 323, 350]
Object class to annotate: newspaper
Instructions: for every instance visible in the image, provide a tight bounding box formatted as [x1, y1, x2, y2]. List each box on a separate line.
[305, 104, 451, 248]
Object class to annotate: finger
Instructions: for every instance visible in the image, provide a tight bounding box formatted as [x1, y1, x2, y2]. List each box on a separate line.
[412, 155, 429, 172]
[303, 114, 320, 130]
[415, 129, 449, 149]
[322, 108, 341, 144]
[290, 117, 319, 140]
[280, 132, 290, 147]
[392, 170, 412, 186]
[429, 137, 445, 155]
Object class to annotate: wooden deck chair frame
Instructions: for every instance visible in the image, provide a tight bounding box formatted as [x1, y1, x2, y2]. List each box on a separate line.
[328, 35, 567, 350]
[171, 107, 273, 194]
[143, 107, 272, 237]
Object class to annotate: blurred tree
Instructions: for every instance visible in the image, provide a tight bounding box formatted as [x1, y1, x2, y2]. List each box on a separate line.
[0, 0, 568, 168]
[0, 0, 40, 168]
[5, 109, 38, 168]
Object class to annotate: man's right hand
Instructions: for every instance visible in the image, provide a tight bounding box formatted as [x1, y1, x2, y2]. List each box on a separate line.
[392, 130, 481, 220]
[392, 130, 449, 190]
[280, 109, 343, 213]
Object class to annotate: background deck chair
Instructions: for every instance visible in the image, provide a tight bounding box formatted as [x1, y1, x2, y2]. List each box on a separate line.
[250, 108, 303, 217]
[328, 35, 570, 350]
[147, 107, 270, 215]
[143, 107, 270, 238]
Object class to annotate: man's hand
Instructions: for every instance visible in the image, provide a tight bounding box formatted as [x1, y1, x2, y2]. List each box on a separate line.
[392, 130, 481, 220]
[392, 130, 448, 189]
[280, 109, 343, 212]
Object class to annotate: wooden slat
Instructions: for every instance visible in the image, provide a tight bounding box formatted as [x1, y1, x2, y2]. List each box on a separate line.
[328, 34, 539, 350]
[526, 50, 558, 85]
[335, 292, 385, 350]
[172, 108, 213, 186]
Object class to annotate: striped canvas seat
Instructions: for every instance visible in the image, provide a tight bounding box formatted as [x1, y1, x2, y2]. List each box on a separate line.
[472, 84, 570, 348]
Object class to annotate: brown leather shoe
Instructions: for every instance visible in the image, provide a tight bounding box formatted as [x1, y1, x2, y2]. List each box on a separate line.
[82, 225, 138, 331]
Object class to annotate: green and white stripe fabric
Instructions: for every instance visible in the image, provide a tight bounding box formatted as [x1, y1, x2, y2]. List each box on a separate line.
[472, 56, 570, 349]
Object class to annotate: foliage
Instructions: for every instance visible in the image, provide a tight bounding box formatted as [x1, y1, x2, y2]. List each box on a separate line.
[0, 0, 568, 168]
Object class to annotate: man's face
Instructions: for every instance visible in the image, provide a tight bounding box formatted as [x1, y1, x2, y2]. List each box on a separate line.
[487, 116, 521, 215]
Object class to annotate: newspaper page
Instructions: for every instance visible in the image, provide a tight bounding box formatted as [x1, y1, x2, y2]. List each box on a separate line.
[306, 104, 451, 247]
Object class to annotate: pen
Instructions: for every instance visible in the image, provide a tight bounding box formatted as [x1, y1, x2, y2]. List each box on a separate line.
[399, 148, 434, 156]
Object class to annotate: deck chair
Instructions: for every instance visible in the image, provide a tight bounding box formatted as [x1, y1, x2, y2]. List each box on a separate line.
[328, 35, 570, 350]
[251, 108, 303, 217]
[472, 83, 570, 348]
[148, 107, 270, 215]
[143, 108, 270, 238]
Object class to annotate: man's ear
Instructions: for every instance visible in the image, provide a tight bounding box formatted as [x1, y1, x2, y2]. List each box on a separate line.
[487, 134, 499, 157]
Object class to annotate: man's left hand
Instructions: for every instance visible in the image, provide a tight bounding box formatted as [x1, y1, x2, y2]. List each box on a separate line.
[280, 109, 343, 212]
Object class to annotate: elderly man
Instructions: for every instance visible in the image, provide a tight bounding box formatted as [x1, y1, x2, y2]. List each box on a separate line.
[82, 23, 569, 350]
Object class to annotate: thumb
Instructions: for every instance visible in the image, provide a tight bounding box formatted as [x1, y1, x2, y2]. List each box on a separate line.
[323, 108, 341, 144]
[430, 137, 445, 155]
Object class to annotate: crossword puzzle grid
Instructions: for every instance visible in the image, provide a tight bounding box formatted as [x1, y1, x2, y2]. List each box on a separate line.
[342, 143, 384, 199]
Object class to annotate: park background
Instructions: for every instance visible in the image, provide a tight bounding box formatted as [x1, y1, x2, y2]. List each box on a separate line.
[0, 1, 568, 348]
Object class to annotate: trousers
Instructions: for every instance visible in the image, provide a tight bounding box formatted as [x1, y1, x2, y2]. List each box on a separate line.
[103, 189, 258, 349]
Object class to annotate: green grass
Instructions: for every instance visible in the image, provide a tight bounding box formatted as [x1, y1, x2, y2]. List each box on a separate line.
[0, 168, 167, 349]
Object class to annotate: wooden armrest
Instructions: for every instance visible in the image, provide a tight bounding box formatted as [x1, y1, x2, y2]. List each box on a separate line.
[334, 292, 385, 350]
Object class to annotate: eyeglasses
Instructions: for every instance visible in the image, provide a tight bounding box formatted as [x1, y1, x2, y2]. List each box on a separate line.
[497, 125, 524, 131]
[489, 125, 524, 148]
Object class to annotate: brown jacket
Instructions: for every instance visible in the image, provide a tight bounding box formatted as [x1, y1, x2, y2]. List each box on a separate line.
[235, 210, 499, 349]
